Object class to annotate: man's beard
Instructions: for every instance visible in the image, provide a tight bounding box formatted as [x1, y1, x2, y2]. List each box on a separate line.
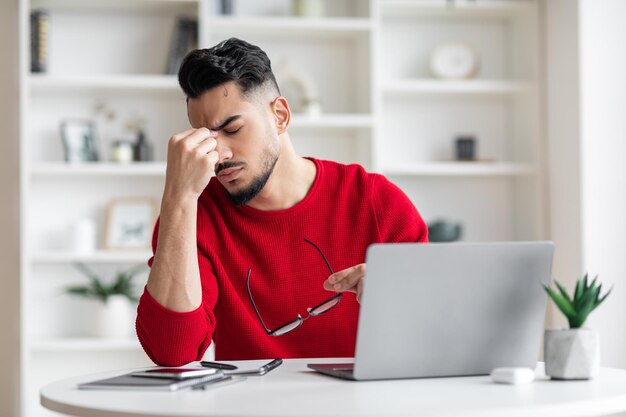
[226, 148, 279, 206]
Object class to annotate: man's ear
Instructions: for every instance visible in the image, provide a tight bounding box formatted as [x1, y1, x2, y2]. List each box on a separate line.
[270, 96, 291, 135]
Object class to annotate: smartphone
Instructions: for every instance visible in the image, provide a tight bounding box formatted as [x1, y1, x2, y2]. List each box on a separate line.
[227, 358, 283, 376]
[131, 368, 218, 380]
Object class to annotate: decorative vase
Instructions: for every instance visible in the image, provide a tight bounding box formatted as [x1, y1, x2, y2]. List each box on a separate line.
[544, 328, 600, 380]
[292, 0, 325, 17]
[133, 129, 153, 162]
[111, 140, 134, 163]
[427, 220, 462, 242]
[455, 135, 477, 161]
[94, 295, 136, 339]
[69, 218, 97, 254]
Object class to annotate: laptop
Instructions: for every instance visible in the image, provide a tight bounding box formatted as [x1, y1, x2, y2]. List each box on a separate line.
[308, 242, 554, 380]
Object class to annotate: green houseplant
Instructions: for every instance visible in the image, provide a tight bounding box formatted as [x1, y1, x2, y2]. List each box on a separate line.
[65, 263, 141, 303]
[65, 263, 143, 338]
[543, 274, 612, 380]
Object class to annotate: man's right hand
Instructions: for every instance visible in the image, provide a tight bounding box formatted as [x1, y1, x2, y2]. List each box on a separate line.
[163, 128, 219, 201]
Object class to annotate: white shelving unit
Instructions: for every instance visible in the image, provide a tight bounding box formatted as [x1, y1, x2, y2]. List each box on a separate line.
[290, 114, 374, 129]
[19, 0, 545, 416]
[381, 0, 534, 18]
[29, 74, 181, 93]
[375, 0, 543, 243]
[382, 79, 534, 96]
[20, 1, 199, 415]
[208, 16, 373, 36]
[29, 162, 168, 177]
[31, 337, 142, 352]
[31, 250, 154, 263]
[383, 162, 536, 177]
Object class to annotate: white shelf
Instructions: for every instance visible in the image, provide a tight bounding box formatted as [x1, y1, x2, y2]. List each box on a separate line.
[29, 74, 181, 94]
[30, 162, 167, 177]
[382, 79, 534, 96]
[30, 0, 198, 13]
[207, 16, 372, 39]
[31, 337, 142, 352]
[290, 113, 373, 129]
[383, 162, 536, 177]
[31, 250, 152, 264]
[381, 0, 533, 18]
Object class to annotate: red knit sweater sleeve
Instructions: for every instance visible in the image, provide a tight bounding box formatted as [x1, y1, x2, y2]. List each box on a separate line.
[371, 174, 429, 243]
[135, 218, 217, 366]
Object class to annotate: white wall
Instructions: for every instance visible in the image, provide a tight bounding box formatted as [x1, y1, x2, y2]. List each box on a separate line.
[543, 0, 583, 329]
[578, 0, 626, 369]
[545, 0, 626, 369]
[0, 0, 22, 415]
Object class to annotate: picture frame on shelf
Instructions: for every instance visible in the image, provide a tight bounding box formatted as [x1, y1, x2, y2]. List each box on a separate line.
[104, 198, 157, 250]
[60, 119, 99, 163]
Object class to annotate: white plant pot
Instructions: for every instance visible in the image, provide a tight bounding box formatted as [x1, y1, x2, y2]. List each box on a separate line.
[94, 295, 136, 339]
[544, 328, 600, 380]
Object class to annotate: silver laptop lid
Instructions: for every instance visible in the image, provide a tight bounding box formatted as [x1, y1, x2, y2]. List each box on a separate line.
[353, 242, 553, 380]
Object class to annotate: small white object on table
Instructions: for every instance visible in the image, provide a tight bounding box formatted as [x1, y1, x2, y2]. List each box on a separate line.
[491, 367, 535, 385]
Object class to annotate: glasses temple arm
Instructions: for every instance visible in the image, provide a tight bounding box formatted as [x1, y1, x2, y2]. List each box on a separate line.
[303, 238, 334, 275]
[245, 268, 273, 335]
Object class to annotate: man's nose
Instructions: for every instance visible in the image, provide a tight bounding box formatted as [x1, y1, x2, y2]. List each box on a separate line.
[215, 137, 233, 164]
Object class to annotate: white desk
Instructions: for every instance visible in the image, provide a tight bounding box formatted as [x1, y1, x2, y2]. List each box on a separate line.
[41, 358, 626, 417]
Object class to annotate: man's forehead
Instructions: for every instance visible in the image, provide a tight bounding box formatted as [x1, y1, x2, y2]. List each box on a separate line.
[187, 83, 248, 128]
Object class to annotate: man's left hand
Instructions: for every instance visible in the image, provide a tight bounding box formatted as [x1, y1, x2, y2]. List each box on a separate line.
[323, 264, 366, 303]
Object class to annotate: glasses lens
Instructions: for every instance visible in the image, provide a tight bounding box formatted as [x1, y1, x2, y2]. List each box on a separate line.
[269, 317, 303, 336]
[307, 294, 342, 316]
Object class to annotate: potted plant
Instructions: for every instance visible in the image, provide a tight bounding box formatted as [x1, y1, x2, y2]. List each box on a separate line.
[65, 263, 143, 339]
[543, 274, 611, 379]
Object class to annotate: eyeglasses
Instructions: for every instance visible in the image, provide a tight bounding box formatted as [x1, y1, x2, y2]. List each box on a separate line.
[246, 238, 342, 337]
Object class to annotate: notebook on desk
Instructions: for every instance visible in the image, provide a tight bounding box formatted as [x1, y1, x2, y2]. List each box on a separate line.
[78, 370, 228, 391]
[308, 242, 554, 381]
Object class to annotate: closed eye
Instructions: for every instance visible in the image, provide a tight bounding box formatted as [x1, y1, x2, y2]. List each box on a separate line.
[224, 127, 241, 135]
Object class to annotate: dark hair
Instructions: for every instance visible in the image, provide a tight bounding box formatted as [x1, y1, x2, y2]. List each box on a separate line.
[178, 37, 280, 99]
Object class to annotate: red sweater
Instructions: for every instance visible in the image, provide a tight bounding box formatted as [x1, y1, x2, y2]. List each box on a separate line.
[136, 158, 428, 365]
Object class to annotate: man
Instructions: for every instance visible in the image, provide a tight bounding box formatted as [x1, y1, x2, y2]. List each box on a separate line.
[136, 38, 428, 366]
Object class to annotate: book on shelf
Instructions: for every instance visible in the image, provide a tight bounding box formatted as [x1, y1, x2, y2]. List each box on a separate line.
[165, 16, 198, 75]
[30, 9, 49, 73]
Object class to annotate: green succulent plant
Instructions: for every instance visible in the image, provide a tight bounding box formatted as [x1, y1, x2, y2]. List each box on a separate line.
[65, 263, 143, 303]
[543, 274, 612, 329]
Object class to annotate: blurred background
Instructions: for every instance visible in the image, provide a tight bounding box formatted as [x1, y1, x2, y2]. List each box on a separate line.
[1, 0, 625, 415]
